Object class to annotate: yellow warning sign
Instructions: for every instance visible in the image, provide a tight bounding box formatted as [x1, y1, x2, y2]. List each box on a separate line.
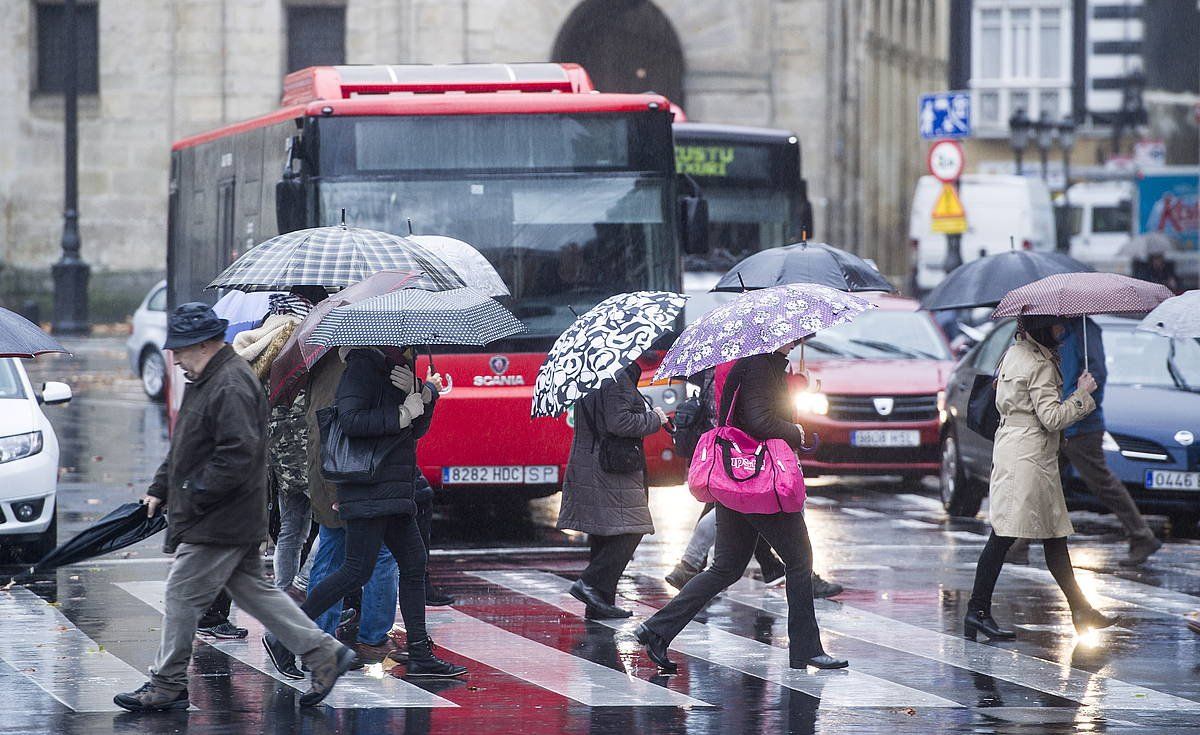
[931, 183, 967, 234]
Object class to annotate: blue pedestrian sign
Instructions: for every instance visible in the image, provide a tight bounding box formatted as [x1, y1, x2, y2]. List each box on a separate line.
[919, 91, 971, 140]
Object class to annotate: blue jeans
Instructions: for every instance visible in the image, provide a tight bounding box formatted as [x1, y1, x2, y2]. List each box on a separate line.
[307, 524, 398, 645]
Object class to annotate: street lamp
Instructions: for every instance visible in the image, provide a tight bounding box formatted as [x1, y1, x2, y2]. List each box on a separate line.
[1008, 108, 1031, 175]
[1034, 111, 1057, 181]
[52, 0, 91, 334]
[1057, 115, 1076, 189]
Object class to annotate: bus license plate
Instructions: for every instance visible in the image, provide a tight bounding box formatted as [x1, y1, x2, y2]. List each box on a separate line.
[851, 430, 920, 448]
[441, 466, 559, 485]
[1144, 470, 1200, 490]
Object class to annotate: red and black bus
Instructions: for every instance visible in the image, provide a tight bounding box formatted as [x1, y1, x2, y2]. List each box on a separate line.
[167, 63, 687, 496]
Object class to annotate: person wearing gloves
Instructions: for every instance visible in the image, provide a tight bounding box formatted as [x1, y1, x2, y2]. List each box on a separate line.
[116, 303, 354, 712]
[964, 315, 1118, 641]
[559, 360, 669, 619]
[265, 346, 466, 679]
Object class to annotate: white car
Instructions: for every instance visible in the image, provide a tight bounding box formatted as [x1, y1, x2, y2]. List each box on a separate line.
[125, 279, 168, 400]
[0, 358, 71, 560]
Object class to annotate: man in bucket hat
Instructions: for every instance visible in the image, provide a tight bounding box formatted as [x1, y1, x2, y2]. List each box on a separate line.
[115, 303, 355, 712]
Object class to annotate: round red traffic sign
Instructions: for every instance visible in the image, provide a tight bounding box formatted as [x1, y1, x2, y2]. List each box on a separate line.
[927, 140, 965, 182]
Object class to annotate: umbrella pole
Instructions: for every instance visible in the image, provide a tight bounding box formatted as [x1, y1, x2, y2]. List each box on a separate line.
[1082, 316, 1088, 367]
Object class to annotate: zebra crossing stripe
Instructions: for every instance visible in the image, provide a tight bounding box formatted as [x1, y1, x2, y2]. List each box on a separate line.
[723, 580, 1200, 711]
[398, 607, 712, 708]
[471, 569, 962, 709]
[0, 587, 150, 712]
[1003, 565, 1200, 617]
[116, 581, 456, 709]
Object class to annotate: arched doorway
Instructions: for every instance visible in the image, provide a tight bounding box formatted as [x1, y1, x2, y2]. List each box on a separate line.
[552, 0, 685, 106]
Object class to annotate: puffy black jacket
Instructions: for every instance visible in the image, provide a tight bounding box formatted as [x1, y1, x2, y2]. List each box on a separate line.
[148, 345, 269, 553]
[333, 349, 436, 520]
[718, 352, 805, 449]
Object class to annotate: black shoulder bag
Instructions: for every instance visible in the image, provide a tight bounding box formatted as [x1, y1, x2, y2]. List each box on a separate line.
[316, 372, 406, 484]
[579, 389, 648, 475]
[966, 348, 1010, 442]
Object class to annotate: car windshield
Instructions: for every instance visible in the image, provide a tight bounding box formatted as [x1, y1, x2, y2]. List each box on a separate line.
[0, 359, 26, 399]
[319, 175, 674, 344]
[793, 310, 950, 361]
[1103, 327, 1200, 390]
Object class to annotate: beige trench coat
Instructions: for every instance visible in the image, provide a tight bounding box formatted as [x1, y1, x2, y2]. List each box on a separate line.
[989, 335, 1095, 538]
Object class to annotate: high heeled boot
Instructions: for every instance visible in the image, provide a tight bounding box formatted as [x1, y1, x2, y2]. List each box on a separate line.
[964, 608, 1016, 641]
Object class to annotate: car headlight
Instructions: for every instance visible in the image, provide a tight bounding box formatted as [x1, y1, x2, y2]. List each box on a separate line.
[1101, 431, 1120, 452]
[793, 392, 829, 415]
[937, 390, 947, 424]
[0, 431, 43, 464]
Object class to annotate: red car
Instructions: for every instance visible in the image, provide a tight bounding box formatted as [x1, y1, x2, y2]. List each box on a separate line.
[787, 294, 954, 479]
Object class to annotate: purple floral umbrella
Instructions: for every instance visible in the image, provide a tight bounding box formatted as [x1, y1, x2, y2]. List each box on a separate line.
[655, 284, 873, 381]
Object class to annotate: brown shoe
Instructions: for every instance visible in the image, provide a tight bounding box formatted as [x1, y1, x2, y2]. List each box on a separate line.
[355, 638, 400, 665]
[300, 644, 357, 707]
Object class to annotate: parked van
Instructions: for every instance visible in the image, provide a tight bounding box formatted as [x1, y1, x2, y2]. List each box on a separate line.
[909, 174, 1056, 292]
[1066, 181, 1135, 274]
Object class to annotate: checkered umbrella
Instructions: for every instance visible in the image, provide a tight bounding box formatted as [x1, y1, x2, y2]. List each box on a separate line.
[305, 287, 526, 349]
[993, 272, 1175, 364]
[532, 291, 687, 418]
[992, 272, 1174, 319]
[1137, 290, 1200, 338]
[207, 223, 465, 292]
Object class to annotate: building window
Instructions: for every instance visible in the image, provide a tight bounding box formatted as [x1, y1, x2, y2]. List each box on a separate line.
[34, 2, 100, 95]
[969, 1, 1072, 133]
[286, 5, 346, 74]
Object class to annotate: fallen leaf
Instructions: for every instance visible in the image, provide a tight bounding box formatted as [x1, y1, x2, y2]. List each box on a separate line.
[903, 708, 917, 716]
[55, 625, 69, 632]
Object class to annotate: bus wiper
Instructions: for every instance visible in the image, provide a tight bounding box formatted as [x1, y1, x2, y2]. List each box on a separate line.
[847, 338, 936, 359]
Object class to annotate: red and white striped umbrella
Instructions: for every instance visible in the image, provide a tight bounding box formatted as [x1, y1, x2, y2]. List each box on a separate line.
[992, 272, 1174, 319]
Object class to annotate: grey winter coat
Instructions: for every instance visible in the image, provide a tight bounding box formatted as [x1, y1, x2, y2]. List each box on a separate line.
[557, 365, 662, 536]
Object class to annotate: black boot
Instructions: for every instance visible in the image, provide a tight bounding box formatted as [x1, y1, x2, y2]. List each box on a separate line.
[405, 639, 467, 679]
[635, 623, 677, 673]
[964, 609, 1016, 641]
[1072, 607, 1119, 634]
[793, 653, 849, 670]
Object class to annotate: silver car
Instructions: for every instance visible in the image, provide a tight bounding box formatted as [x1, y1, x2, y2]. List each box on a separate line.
[125, 280, 167, 400]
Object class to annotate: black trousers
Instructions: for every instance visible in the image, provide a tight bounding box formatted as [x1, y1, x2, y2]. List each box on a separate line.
[646, 505, 823, 663]
[579, 533, 644, 605]
[968, 532, 1088, 613]
[696, 502, 785, 577]
[302, 514, 429, 643]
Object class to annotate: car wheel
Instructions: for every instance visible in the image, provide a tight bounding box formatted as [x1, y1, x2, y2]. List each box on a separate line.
[940, 427, 986, 518]
[16, 512, 57, 563]
[140, 349, 166, 401]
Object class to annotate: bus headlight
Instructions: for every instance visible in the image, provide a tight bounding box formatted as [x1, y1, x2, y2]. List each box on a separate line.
[793, 392, 828, 415]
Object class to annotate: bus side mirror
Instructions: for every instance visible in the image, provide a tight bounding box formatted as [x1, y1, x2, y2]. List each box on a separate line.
[276, 177, 306, 234]
[678, 196, 709, 255]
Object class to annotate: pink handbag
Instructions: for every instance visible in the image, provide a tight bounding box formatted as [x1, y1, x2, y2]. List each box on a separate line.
[687, 387, 808, 514]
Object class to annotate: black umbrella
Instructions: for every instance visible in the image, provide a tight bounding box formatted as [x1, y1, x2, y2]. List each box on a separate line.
[0, 307, 69, 358]
[712, 242, 894, 293]
[31, 502, 166, 573]
[920, 251, 1093, 311]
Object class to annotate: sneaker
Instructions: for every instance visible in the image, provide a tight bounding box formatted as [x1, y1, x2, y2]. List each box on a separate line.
[665, 561, 702, 590]
[811, 573, 844, 599]
[196, 621, 248, 640]
[262, 634, 304, 680]
[300, 645, 358, 707]
[113, 682, 189, 712]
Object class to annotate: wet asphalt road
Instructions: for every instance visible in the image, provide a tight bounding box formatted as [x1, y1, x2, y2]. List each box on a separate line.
[3, 337, 1200, 735]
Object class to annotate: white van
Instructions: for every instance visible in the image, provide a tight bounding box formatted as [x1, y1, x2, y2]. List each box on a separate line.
[1065, 181, 1135, 274]
[909, 174, 1056, 292]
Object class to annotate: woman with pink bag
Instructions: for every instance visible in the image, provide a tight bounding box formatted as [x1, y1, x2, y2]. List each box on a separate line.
[637, 283, 873, 673]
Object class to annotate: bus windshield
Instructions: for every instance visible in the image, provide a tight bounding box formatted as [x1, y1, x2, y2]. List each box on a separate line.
[315, 114, 677, 346]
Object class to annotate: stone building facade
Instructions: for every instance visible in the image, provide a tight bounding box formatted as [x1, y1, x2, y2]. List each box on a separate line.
[0, 0, 947, 321]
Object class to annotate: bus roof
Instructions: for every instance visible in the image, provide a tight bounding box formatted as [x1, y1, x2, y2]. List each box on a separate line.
[673, 122, 799, 145]
[172, 63, 669, 152]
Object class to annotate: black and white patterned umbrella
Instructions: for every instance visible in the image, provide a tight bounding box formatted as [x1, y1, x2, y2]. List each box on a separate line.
[207, 223, 465, 292]
[532, 291, 687, 418]
[304, 287, 526, 349]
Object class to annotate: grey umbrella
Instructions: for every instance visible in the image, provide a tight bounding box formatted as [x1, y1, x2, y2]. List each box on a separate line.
[305, 287, 526, 349]
[1137, 290, 1200, 338]
[0, 307, 69, 359]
